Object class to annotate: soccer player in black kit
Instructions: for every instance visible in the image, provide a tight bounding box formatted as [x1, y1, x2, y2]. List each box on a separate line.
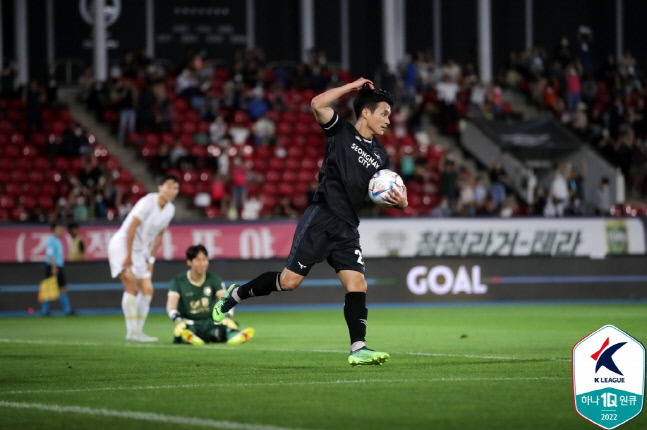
[213, 77, 408, 365]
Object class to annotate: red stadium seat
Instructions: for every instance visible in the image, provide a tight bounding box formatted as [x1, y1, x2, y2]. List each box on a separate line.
[10, 133, 24, 145]
[233, 110, 249, 125]
[18, 195, 36, 210]
[197, 168, 213, 183]
[54, 157, 70, 171]
[253, 146, 271, 159]
[205, 206, 222, 219]
[180, 182, 196, 197]
[115, 168, 133, 185]
[22, 145, 38, 158]
[22, 183, 41, 196]
[33, 157, 50, 170]
[281, 171, 297, 183]
[130, 182, 147, 197]
[287, 146, 303, 158]
[15, 158, 32, 170]
[247, 182, 261, 195]
[144, 133, 160, 147]
[4, 145, 19, 158]
[301, 158, 316, 172]
[70, 157, 84, 172]
[263, 183, 278, 197]
[181, 169, 197, 183]
[190, 145, 207, 159]
[195, 181, 211, 194]
[294, 122, 309, 135]
[30, 132, 47, 147]
[181, 121, 197, 135]
[297, 170, 315, 184]
[260, 196, 277, 214]
[268, 158, 283, 170]
[174, 98, 189, 113]
[140, 144, 157, 159]
[37, 195, 55, 211]
[278, 182, 294, 196]
[10, 170, 27, 182]
[276, 122, 292, 137]
[105, 156, 121, 170]
[265, 170, 281, 183]
[41, 182, 58, 197]
[285, 158, 300, 171]
[252, 158, 267, 172]
[0, 120, 13, 134]
[0, 195, 15, 210]
[293, 194, 308, 210]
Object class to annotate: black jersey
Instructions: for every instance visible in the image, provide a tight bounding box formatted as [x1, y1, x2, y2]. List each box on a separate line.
[312, 111, 390, 227]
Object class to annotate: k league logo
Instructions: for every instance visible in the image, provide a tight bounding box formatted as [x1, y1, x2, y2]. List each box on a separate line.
[573, 325, 645, 429]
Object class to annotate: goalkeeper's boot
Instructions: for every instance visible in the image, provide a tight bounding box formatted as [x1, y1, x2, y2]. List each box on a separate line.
[226, 327, 255, 345]
[348, 347, 389, 366]
[221, 317, 239, 331]
[213, 284, 238, 323]
[181, 329, 205, 346]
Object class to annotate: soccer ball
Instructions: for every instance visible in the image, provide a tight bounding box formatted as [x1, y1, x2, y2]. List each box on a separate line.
[368, 169, 404, 206]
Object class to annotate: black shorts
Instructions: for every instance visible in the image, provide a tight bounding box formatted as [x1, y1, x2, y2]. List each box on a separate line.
[45, 265, 66, 288]
[285, 205, 365, 276]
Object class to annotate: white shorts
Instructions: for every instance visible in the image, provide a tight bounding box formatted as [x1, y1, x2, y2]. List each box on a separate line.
[108, 236, 151, 279]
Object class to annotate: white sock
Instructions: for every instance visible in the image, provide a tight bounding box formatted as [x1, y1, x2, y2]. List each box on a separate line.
[121, 292, 137, 336]
[135, 293, 153, 333]
[351, 341, 366, 353]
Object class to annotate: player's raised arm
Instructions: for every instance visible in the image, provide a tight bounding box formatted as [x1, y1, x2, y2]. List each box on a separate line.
[311, 77, 374, 125]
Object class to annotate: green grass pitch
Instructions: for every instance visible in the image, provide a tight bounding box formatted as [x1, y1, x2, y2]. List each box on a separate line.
[1, 303, 646, 429]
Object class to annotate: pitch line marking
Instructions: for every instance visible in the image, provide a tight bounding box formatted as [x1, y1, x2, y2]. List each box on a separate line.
[0, 401, 302, 430]
[0, 338, 570, 362]
[1, 376, 569, 396]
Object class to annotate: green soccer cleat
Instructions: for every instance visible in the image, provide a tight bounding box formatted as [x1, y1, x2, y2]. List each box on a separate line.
[212, 284, 237, 323]
[348, 347, 389, 366]
[226, 327, 255, 345]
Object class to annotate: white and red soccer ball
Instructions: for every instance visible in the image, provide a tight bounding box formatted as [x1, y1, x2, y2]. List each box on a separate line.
[368, 169, 404, 206]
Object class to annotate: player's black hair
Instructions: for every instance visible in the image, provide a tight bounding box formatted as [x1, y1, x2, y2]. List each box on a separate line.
[353, 84, 395, 119]
[50, 220, 63, 230]
[186, 244, 209, 261]
[67, 222, 79, 232]
[158, 174, 180, 186]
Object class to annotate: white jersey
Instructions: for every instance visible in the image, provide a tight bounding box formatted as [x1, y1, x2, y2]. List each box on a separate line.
[108, 193, 175, 278]
[112, 193, 175, 253]
[114, 193, 175, 252]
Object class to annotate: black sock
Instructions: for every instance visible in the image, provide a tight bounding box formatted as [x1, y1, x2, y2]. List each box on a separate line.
[344, 292, 367, 346]
[236, 271, 282, 300]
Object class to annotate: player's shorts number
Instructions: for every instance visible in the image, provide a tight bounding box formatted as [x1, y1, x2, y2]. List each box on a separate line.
[355, 250, 364, 266]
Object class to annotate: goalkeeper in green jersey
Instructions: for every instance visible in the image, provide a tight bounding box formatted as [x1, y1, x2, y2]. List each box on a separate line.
[166, 245, 254, 346]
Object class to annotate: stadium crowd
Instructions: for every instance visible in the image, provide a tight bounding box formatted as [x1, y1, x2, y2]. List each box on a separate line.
[2, 25, 646, 222]
[0, 65, 144, 222]
[500, 27, 646, 212]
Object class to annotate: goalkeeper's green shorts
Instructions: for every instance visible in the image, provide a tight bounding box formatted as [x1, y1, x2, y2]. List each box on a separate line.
[182, 318, 239, 343]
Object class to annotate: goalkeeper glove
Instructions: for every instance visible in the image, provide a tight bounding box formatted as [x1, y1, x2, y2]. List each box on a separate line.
[173, 321, 187, 337]
[169, 310, 186, 337]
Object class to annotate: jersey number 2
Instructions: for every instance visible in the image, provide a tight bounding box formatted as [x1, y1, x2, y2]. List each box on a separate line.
[354, 250, 365, 266]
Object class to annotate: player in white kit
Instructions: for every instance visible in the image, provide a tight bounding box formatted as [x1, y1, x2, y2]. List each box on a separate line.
[108, 174, 180, 341]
